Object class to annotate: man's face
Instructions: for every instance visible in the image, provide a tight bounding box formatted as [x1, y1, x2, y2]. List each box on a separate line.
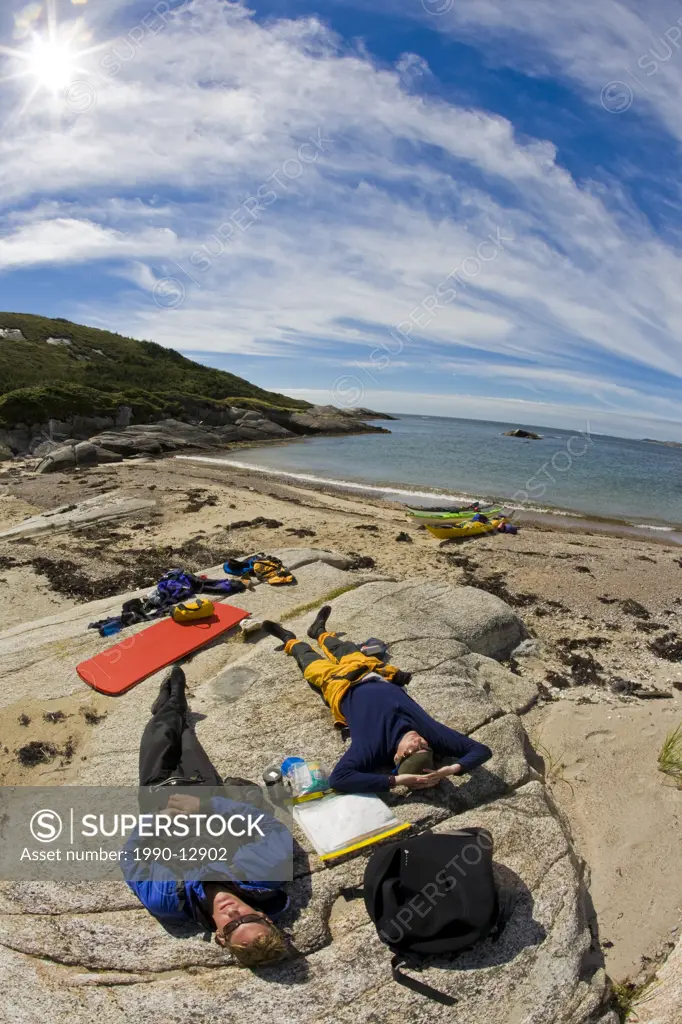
[212, 889, 273, 948]
[395, 730, 430, 764]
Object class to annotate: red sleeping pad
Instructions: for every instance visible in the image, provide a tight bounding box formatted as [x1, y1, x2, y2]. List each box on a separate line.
[77, 603, 249, 695]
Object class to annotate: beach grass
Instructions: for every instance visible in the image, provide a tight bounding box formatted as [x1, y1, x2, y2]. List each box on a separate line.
[534, 740, 575, 795]
[611, 975, 660, 1022]
[281, 584, 360, 622]
[611, 979, 643, 1021]
[657, 722, 682, 788]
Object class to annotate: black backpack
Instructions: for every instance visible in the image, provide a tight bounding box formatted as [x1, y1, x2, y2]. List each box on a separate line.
[355, 828, 514, 1004]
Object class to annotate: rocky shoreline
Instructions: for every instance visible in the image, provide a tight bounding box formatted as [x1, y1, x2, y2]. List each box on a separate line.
[0, 403, 393, 472]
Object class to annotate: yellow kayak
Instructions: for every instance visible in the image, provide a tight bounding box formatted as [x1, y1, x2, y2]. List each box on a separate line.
[426, 518, 507, 540]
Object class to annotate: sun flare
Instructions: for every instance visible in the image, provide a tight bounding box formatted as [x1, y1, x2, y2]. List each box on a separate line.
[0, 1, 111, 118]
[25, 37, 77, 93]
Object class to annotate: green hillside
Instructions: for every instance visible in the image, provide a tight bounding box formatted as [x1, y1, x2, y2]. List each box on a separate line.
[0, 313, 309, 427]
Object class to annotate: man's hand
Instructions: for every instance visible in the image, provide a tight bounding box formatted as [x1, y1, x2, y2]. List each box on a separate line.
[396, 773, 442, 790]
[426, 764, 462, 780]
[396, 764, 463, 789]
[167, 793, 201, 815]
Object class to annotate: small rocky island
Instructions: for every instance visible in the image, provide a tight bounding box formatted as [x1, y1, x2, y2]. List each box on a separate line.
[643, 438, 682, 449]
[503, 428, 543, 440]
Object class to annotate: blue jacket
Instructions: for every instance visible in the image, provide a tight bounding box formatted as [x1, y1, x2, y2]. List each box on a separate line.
[329, 680, 493, 794]
[122, 794, 292, 929]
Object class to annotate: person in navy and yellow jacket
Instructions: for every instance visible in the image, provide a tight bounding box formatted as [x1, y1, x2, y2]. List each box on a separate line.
[262, 606, 492, 796]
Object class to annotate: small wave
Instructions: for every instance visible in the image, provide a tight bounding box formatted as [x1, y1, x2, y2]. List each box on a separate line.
[175, 455, 678, 530]
[177, 456, 582, 519]
[506, 503, 575, 517]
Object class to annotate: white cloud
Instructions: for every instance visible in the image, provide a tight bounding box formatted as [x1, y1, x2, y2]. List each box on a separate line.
[0, 0, 681, 435]
[396, 51, 430, 82]
[0, 217, 175, 268]
[421, 0, 682, 140]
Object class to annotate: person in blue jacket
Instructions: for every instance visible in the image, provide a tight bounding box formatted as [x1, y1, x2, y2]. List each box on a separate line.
[262, 607, 493, 795]
[122, 666, 291, 968]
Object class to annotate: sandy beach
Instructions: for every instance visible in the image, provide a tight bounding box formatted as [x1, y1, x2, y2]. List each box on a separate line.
[0, 450, 680, 983]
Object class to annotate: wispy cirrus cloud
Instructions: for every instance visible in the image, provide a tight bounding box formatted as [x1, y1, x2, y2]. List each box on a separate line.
[409, 0, 682, 137]
[0, 0, 681, 437]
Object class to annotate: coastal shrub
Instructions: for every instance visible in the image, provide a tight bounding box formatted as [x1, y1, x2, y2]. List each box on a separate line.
[610, 977, 656, 1022]
[0, 384, 119, 425]
[0, 382, 307, 430]
[0, 311, 310, 418]
[0, 384, 165, 427]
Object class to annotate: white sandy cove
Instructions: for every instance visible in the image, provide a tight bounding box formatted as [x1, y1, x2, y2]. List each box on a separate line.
[175, 453, 574, 516]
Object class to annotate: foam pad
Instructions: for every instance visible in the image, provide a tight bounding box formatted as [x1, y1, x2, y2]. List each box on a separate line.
[77, 603, 249, 695]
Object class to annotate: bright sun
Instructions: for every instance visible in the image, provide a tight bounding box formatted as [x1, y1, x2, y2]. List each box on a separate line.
[25, 37, 77, 93]
[0, 1, 112, 116]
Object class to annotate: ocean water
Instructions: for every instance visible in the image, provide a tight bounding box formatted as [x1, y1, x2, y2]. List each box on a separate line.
[185, 415, 682, 529]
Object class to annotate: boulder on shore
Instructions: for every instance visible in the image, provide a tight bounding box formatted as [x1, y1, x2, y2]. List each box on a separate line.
[0, 492, 156, 539]
[36, 442, 123, 473]
[276, 405, 390, 436]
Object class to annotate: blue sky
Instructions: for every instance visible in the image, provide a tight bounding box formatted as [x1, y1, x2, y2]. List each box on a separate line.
[1, 1, 682, 438]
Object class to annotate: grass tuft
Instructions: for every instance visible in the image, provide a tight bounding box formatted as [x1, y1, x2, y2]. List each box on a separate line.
[611, 980, 639, 1022]
[657, 722, 682, 787]
[281, 585, 359, 623]
[611, 976, 658, 1022]
[534, 740, 575, 795]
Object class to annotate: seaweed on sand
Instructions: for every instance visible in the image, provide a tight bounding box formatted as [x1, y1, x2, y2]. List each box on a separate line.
[16, 741, 59, 767]
[649, 632, 682, 661]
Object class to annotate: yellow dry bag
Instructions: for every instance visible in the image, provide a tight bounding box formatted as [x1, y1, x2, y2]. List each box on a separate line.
[171, 597, 215, 623]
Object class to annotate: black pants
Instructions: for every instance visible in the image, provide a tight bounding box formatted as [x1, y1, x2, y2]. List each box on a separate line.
[288, 633, 363, 729]
[138, 695, 222, 788]
[290, 633, 360, 675]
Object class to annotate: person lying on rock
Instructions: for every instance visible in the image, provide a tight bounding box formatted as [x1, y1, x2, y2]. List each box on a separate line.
[262, 606, 493, 794]
[122, 666, 290, 969]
